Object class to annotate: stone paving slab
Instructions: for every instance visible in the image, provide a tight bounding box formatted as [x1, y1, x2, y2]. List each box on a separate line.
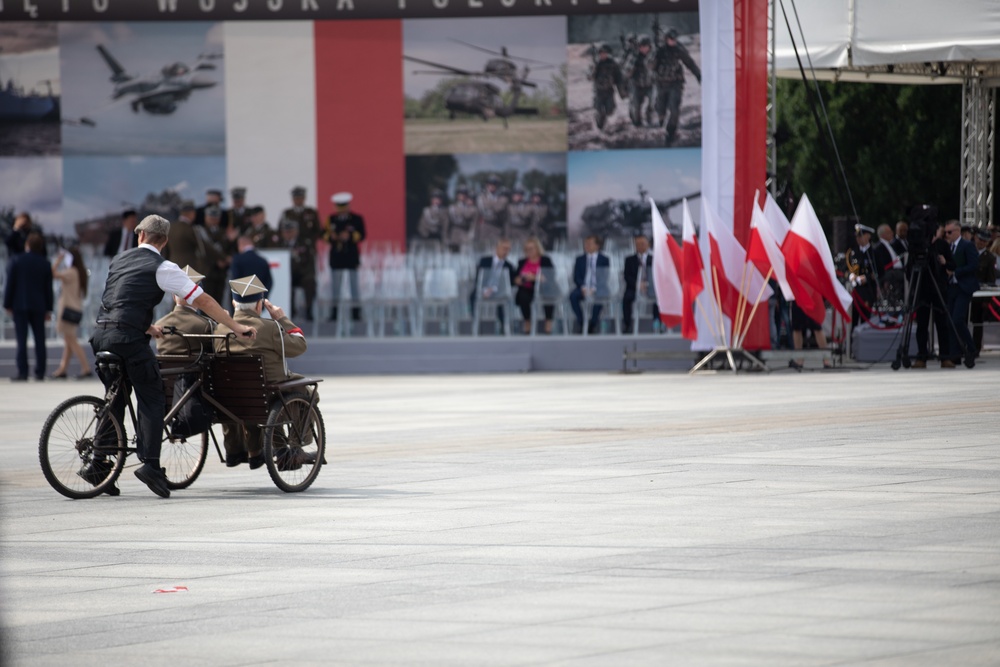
[1, 365, 998, 666]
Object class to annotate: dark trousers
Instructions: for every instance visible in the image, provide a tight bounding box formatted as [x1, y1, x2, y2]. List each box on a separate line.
[946, 285, 975, 362]
[570, 287, 602, 331]
[91, 328, 164, 463]
[622, 290, 659, 331]
[13, 309, 46, 379]
[515, 287, 553, 322]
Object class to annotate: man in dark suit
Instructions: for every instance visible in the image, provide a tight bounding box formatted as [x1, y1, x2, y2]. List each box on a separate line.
[471, 238, 515, 331]
[4, 232, 53, 380]
[104, 209, 139, 258]
[942, 220, 979, 367]
[570, 235, 611, 334]
[230, 235, 273, 294]
[622, 234, 657, 333]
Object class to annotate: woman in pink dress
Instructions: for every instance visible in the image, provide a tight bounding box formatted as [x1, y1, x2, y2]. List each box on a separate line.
[513, 236, 555, 334]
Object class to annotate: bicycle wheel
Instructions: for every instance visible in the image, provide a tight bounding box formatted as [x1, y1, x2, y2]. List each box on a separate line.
[162, 430, 209, 490]
[262, 392, 325, 493]
[39, 396, 125, 499]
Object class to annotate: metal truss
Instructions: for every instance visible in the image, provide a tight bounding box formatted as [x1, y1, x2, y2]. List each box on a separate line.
[960, 70, 996, 229]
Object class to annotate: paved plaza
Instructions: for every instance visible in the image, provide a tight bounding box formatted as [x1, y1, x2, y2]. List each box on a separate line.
[1, 365, 998, 666]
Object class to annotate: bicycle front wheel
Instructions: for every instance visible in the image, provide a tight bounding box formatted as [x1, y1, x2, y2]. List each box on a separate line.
[39, 396, 125, 499]
[162, 430, 209, 490]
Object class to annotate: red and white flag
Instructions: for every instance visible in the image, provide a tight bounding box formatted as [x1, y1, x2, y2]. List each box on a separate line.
[649, 198, 683, 329]
[782, 194, 852, 319]
[747, 201, 793, 301]
[681, 199, 704, 341]
[762, 192, 792, 245]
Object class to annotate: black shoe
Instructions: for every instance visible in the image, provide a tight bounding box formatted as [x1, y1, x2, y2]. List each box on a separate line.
[225, 451, 248, 467]
[78, 459, 113, 486]
[134, 463, 170, 498]
[248, 452, 266, 470]
[10, 376, 27, 382]
[104, 484, 121, 497]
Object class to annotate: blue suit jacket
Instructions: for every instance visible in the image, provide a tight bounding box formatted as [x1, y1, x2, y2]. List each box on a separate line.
[573, 253, 611, 297]
[951, 238, 979, 295]
[230, 249, 273, 293]
[4, 251, 53, 312]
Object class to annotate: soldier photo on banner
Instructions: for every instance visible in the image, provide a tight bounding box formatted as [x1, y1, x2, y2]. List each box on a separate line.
[405, 152, 566, 255]
[566, 12, 701, 151]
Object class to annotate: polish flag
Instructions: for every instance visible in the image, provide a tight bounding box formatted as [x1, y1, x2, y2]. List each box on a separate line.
[762, 191, 792, 244]
[747, 200, 792, 301]
[681, 199, 704, 341]
[704, 199, 772, 347]
[782, 194, 853, 319]
[649, 198, 683, 329]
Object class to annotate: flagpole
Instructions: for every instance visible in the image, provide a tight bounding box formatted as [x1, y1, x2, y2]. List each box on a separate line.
[711, 266, 729, 347]
[736, 267, 774, 349]
[732, 261, 750, 348]
[694, 294, 723, 343]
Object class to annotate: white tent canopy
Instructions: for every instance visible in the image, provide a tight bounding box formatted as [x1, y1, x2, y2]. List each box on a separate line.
[775, 0, 1000, 81]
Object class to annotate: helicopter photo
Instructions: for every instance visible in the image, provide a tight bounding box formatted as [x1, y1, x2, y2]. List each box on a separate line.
[404, 41, 547, 127]
[403, 16, 567, 155]
[96, 45, 220, 115]
[60, 22, 226, 156]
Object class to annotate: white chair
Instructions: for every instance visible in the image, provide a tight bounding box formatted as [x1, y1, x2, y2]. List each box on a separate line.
[581, 266, 620, 336]
[531, 265, 570, 336]
[471, 266, 513, 336]
[376, 267, 418, 337]
[419, 267, 459, 336]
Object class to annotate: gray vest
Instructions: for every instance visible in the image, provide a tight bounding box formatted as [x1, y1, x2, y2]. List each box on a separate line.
[98, 248, 166, 334]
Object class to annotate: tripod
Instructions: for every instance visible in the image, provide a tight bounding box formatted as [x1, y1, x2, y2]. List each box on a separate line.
[891, 257, 973, 370]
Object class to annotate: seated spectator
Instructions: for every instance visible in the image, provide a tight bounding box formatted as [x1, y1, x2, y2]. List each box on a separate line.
[513, 236, 555, 334]
[569, 235, 610, 334]
[471, 239, 515, 331]
[214, 275, 308, 469]
[4, 231, 53, 381]
[622, 234, 657, 333]
[153, 266, 215, 356]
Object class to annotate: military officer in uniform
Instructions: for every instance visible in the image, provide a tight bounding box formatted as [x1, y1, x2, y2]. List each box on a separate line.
[624, 35, 655, 127]
[589, 43, 626, 131]
[848, 224, 882, 328]
[214, 275, 310, 469]
[89, 215, 256, 497]
[325, 192, 366, 322]
[226, 186, 250, 233]
[653, 28, 701, 146]
[197, 206, 232, 303]
[153, 266, 215, 356]
[164, 200, 201, 272]
[416, 189, 449, 250]
[195, 188, 225, 227]
[506, 188, 534, 248]
[244, 205, 277, 249]
[477, 175, 508, 250]
[280, 186, 322, 250]
[279, 218, 317, 321]
[447, 187, 478, 253]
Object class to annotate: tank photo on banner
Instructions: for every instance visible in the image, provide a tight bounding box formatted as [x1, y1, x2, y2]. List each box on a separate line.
[59, 22, 225, 156]
[63, 155, 225, 248]
[0, 23, 61, 157]
[406, 152, 566, 254]
[567, 148, 700, 247]
[567, 11, 701, 151]
[403, 16, 567, 155]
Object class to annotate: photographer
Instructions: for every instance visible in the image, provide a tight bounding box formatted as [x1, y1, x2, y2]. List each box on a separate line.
[909, 213, 954, 368]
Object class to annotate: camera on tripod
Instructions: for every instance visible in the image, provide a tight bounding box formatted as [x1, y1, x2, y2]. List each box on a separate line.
[907, 203, 938, 266]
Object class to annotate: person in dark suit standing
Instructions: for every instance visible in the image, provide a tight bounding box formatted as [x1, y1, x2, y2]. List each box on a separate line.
[104, 209, 139, 259]
[942, 220, 979, 367]
[3, 232, 53, 381]
[230, 235, 273, 294]
[570, 235, 611, 334]
[325, 192, 366, 322]
[5, 212, 37, 257]
[622, 234, 657, 333]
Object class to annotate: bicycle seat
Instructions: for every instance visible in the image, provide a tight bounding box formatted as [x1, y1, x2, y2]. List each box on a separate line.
[96, 351, 124, 364]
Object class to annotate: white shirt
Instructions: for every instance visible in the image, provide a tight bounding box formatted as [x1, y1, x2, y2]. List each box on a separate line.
[138, 244, 204, 305]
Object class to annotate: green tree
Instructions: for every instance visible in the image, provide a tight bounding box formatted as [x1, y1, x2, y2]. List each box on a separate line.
[776, 79, 962, 230]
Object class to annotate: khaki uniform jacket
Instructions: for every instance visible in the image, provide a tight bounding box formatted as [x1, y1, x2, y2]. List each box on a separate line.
[164, 218, 201, 272]
[213, 309, 306, 383]
[154, 305, 215, 356]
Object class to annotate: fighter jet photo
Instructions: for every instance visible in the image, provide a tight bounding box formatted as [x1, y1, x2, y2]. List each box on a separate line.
[96, 45, 220, 115]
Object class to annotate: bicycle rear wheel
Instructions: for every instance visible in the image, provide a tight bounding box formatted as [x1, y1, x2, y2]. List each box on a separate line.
[262, 392, 325, 493]
[39, 396, 125, 499]
[162, 430, 209, 490]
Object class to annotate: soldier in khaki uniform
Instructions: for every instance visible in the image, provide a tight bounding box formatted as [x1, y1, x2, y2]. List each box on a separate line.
[244, 206, 277, 249]
[476, 175, 508, 250]
[278, 219, 317, 321]
[506, 188, 534, 248]
[201, 206, 235, 303]
[529, 189, 550, 247]
[280, 186, 322, 248]
[214, 275, 309, 468]
[447, 187, 478, 253]
[153, 266, 215, 356]
[226, 186, 250, 233]
[415, 189, 449, 251]
[163, 200, 201, 271]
